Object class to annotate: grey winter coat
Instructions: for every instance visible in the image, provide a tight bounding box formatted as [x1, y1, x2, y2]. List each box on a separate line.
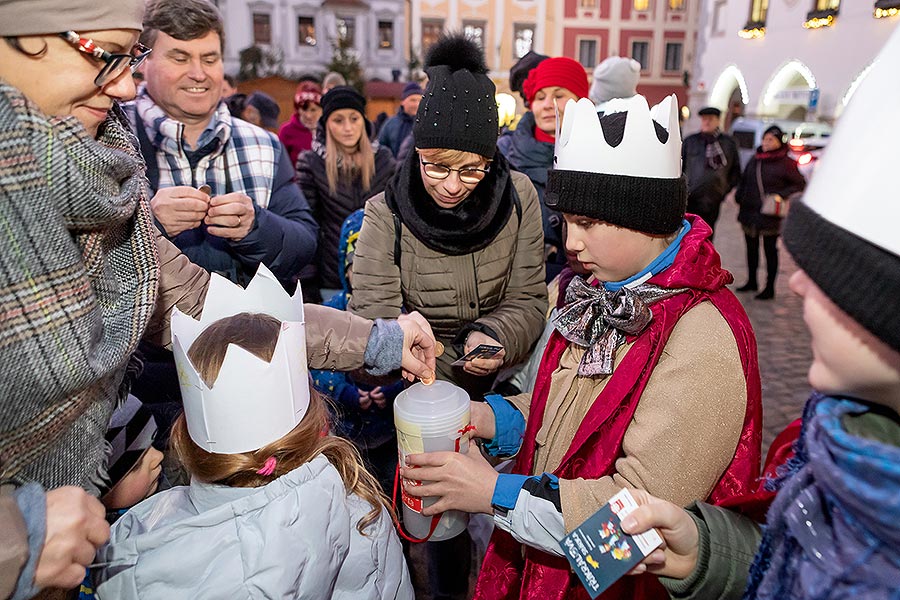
[94, 454, 413, 599]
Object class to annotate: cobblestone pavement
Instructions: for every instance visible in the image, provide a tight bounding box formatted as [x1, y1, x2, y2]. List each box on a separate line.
[712, 199, 812, 457]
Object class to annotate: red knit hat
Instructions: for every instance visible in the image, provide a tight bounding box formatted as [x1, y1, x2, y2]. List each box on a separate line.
[522, 57, 589, 105]
[294, 81, 322, 109]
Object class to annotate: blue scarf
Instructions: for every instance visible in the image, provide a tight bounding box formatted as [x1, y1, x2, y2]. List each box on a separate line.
[745, 394, 900, 600]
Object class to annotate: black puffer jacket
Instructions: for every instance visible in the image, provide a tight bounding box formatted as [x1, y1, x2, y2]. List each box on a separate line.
[297, 125, 396, 289]
[735, 145, 806, 230]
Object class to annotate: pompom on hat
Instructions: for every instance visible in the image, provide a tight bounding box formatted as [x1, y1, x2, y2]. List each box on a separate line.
[782, 25, 900, 353]
[0, 0, 144, 36]
[413, 32, 498, 158]
[522, 56, 590, 105]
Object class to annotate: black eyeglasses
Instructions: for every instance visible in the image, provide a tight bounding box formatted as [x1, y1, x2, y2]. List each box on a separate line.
[420, 158, 491, 185]
[60, 31, 152, 87]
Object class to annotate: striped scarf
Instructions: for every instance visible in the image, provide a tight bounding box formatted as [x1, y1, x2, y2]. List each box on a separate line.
[0, 83, 160, 493]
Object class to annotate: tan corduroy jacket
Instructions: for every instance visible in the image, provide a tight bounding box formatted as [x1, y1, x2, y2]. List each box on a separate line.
[349, 172, 547, 383]
[507, 301, 750, 532]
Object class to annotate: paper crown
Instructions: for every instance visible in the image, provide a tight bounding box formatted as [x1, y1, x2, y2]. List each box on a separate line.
[793, 33, 898, 259]
[171, 265, 309, 454]
[545, 95, 686, 234]
[554, 95, 681, 179]
[782, 24, 900, 353]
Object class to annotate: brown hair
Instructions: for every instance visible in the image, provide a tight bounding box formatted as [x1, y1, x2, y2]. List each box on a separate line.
[325, 120, 375, 197]
[140, 0, 226, 52]
[171, 312, 392, 533]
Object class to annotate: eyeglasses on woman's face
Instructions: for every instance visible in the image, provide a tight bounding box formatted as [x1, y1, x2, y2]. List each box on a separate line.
[420, 158, 490, 185]
[60, 31, 151, 87]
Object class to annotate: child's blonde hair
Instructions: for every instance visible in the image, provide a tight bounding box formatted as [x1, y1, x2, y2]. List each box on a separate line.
[170, 312, 392, 533]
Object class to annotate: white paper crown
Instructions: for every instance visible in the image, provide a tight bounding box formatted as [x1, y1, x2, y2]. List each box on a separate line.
[171, 265, 309, 454]
[798, 26, 900, 257]
[554, 95, 682, 179]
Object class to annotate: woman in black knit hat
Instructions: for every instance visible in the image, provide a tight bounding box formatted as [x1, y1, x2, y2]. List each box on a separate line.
[348, 33, 547, 598]
[350, 34, 546, 395]
[296, 85, 396, 300]
[734, 124, 806, 300]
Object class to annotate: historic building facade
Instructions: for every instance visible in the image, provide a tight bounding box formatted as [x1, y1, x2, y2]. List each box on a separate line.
[689, 0, 898, 128]
[216, 0, 408, 81]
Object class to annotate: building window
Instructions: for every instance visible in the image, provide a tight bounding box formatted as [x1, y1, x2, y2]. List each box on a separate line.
[513, 24, 535, 59]
[298, 16, 316, 46]
[577, 39, 598, 68]
[422, 20, 444, 54]
[580, 0, 597, 7]
[378, 21, 394, 49]
[337, 17, 355, 48]
[712, 0, 728, 36]
[634, 0, 650, 11]
[253, 13, 271, 45]
[631, 40, 650, 70]
[463, 21, 486, 49]
[669, 0, 685, 9]
[664, 42, 682, 71]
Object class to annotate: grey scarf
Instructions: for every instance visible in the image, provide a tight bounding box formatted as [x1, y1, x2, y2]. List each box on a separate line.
[552, 276, 686, 376]
[0, 83, 160, 493]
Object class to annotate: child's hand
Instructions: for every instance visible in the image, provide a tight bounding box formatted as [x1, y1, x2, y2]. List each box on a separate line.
[370, 387, 387, 409]
[358, 389, 372, 410]
[620, 489, 701, 580]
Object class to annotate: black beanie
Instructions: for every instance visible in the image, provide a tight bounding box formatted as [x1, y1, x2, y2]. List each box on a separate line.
[783, 201, 900, 353]
[545, 111, 687, 235]
[320, 85, 367, 123]
[413, 33, 498, 158]
[509, 50, 549, 104]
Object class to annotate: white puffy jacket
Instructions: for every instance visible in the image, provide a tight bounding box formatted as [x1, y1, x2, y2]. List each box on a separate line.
[95, 454, 413, 599]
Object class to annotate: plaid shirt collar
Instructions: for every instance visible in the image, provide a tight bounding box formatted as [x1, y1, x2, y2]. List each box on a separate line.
[134, 90, 232, 158]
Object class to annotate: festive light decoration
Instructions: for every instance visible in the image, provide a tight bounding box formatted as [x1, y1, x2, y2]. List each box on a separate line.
[739, 26, 766, 39]
[803, 14, 835, 28]
[875, 7, 900, 18]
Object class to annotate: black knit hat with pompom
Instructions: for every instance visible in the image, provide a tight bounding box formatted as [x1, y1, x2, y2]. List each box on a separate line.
[413, 33, 498, 158]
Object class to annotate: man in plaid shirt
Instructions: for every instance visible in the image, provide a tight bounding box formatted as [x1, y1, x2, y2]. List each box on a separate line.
[129, 0, 318, 291]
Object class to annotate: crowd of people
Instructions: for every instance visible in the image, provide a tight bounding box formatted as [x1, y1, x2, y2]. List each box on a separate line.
[0, 0, 898, 599]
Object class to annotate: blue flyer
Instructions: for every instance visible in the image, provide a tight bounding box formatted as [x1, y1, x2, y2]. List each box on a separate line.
[559, 488, 663, 598]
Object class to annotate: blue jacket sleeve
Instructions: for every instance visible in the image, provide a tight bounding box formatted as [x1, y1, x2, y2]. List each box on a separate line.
[228, 146, 319, 286]
[311, 368, 357, 408]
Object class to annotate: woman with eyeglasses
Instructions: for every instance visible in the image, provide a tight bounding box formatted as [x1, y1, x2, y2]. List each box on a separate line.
[295, 86, 395, 302]
[348, 32, 546, 600]
[350, 33, 547, 398]
[0, 1, 439, 596]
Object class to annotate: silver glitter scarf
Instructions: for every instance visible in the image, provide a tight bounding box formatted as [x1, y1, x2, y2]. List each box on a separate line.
[552, 276, 687, 376]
